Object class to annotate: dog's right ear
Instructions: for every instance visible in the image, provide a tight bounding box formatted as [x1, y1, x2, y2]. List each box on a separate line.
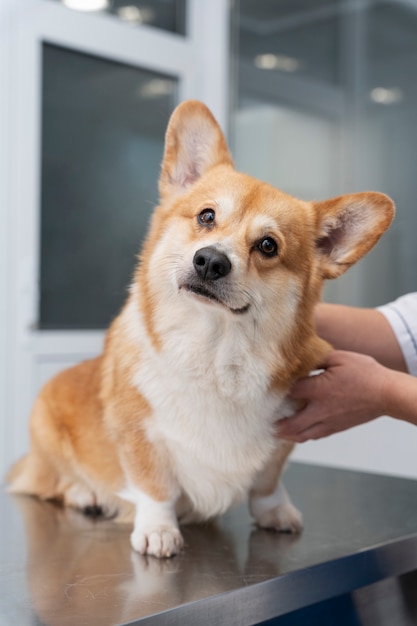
[159, 100, 233, 199]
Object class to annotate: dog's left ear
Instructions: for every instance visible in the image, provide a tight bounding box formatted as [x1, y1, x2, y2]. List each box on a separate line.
[314, 192, 395, 279]
[159, 100, 233, 199]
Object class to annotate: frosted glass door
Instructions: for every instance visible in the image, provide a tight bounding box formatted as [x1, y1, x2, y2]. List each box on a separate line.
[40, 43, 177, 329]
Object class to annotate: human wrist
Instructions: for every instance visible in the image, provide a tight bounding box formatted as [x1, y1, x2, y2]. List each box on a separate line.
[378, 365, 398, 417]
[379, 366, 413, 421]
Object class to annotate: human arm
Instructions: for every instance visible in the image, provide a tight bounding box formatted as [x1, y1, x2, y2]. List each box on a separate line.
[315, 303, 407, 372]
[277, 349, 417, 443]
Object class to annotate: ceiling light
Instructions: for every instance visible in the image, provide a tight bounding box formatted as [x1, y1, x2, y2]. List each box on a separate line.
[139, 79, 174, 98]
[117, 5, 155, 24]
[370, 87, 403, 105]
[62, 0, 109, 11]
[254, 54, 300, 72]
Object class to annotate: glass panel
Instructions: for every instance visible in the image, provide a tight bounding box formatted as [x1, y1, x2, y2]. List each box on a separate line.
[40, 43, 178, 330]
[232, 0, 417, 307]
[49, 0, 186, 36]
[238, 0, 341, 87]
[362, 2, 417, 303]
[235, 0, 343, 201]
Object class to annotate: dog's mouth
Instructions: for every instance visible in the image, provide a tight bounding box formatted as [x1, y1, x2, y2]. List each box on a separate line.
[181, 283, 250, 315]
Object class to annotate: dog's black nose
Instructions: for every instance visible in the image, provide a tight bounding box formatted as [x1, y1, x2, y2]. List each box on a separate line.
[193, 246, 231, 281]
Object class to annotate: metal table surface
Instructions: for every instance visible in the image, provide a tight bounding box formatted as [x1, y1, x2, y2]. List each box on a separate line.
[1, 462, 417, 626]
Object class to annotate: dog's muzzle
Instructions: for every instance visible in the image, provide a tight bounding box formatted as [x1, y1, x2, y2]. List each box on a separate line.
[180, 246, 249, 315]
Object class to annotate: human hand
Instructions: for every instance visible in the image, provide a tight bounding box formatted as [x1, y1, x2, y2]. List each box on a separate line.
[277, 350, 390, 442]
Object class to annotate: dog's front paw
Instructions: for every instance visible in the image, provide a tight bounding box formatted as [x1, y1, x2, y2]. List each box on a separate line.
[130, 525, 184, 558]
[255, 502, 303, 534]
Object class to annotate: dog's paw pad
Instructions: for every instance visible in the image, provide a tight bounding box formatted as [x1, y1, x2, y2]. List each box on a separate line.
[131, 526, 184, 558]
[256, 502, 303, 534]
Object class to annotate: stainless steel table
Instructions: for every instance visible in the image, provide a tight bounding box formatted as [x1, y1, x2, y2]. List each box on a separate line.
[1, 462, 417, 625]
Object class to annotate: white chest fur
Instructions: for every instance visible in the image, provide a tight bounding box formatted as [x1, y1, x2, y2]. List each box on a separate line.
[125, 298, 290, 520]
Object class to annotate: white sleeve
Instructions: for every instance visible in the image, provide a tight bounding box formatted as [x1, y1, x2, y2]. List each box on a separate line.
[377, 293, 417, 376]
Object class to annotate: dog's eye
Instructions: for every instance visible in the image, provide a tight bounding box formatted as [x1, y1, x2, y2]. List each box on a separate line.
[198, 208, 215, 226]
[257, 237, 278, 257]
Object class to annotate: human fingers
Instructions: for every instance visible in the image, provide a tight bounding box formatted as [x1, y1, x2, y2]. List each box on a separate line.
[276, 404, 322, 440]
[277, 409, 336, 442]
[288, 350, 349, 401]
[285, 421, 331, 443]
[289, 370, 325, 400]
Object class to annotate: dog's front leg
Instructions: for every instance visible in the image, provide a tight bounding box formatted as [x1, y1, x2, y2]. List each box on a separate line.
[128, 488, 183, 558]
[119, 435, 183, 558]
[249, 440, 302, 533]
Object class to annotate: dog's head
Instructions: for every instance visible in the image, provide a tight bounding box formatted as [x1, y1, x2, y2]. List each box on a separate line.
[138, 100, 394, 367]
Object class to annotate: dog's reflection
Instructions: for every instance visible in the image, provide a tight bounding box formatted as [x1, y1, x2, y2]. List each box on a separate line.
[13, 494, 301, 626]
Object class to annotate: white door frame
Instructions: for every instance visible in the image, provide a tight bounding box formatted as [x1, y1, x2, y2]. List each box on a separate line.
[2, 0, 230, 474]
[0, 0, 14, 475]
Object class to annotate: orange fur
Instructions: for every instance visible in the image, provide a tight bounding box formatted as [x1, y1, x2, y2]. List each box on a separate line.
[7, 100, 395, 557]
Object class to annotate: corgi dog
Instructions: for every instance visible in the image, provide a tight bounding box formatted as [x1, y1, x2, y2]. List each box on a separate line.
[7, 100, 395, 558]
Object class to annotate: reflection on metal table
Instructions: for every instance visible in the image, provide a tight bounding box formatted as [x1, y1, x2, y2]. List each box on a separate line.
[1, 462, 417, 625]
